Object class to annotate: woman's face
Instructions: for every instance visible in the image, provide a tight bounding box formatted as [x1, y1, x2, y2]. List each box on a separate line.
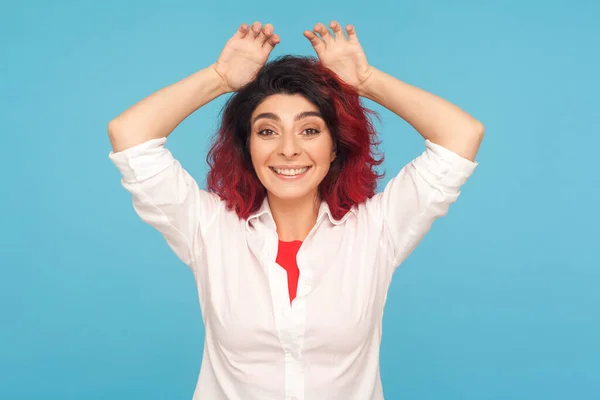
[249, 93, 336, 203]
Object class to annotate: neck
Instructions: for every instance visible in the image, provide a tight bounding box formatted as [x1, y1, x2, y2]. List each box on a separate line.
[268, 192, 320, 242]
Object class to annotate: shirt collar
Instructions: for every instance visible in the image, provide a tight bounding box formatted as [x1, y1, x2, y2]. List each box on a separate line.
[245, 197, 353, 231]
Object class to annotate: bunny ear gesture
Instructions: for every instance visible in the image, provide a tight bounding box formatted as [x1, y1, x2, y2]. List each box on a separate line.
[303, 21, 373, 92]
[214, 22, 280, 92]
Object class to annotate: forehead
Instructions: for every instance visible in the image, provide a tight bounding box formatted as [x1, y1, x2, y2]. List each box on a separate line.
[252, 93, 318, 116]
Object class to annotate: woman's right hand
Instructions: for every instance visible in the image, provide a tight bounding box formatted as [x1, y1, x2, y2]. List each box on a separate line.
[212, 22, 280, 92]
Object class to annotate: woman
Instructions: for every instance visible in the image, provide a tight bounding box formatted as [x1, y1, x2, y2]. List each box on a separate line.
[108, 20, 483, 400]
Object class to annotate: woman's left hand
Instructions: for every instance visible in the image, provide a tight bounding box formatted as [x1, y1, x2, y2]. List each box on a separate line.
[304, 21, 373, 94]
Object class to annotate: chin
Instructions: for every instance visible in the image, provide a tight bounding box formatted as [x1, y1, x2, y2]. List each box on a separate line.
[266, 186, 317, 202]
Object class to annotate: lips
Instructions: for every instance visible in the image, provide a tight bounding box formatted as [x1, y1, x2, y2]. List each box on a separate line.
[269, 166, 311, 176]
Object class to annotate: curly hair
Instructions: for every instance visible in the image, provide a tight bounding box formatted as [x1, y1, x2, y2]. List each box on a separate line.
[206, 55, 383, 220]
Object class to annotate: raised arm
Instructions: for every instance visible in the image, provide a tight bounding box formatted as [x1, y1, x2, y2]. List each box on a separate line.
[358, 68, 483, 160]
[108, 22, 280, 152]
[305, 21, 482, 269]
[107, 22, 280, 267]
[304, 20, 484, 159]
[107, 66, 227, 152]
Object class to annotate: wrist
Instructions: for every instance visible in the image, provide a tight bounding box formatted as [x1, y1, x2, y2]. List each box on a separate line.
[208, 63, 233, 95]
[356, 66, 377, 98]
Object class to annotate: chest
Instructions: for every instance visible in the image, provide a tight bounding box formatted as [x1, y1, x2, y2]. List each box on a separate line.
[196, 214, 394, 358]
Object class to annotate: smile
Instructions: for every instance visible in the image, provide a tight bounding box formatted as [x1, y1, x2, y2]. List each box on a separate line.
[269, 166, 312, 179]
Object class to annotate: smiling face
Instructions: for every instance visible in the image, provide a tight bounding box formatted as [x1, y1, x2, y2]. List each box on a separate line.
[249, 93, 336, 204]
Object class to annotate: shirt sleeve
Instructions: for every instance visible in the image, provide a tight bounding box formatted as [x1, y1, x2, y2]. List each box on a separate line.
[374, 139, 478, 269]
[108, 137, 221, 267]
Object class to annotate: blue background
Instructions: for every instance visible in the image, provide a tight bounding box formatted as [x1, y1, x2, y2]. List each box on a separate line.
[2, 0, 599, 398]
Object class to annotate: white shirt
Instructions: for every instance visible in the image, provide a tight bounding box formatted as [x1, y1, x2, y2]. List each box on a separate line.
[109, 137, 477, 400]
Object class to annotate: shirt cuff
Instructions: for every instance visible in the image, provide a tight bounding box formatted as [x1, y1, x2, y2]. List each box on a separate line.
[108, 137, 175, 183]
[419, 139, 479, 188]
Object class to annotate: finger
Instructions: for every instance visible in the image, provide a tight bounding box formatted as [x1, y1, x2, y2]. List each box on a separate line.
[233, 23, 250, 39]
[329, 20, 344, 40]
[258, 23, 273, 45]
[246, 21, 262, 39]
[263, 33, 280, 53]
[345, 24, 358, 42]
[314, 22, 333, 45]
[303, 30, 326, 54]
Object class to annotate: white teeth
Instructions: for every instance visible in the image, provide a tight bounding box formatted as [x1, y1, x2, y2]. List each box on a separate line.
[272, 167, 309, 176]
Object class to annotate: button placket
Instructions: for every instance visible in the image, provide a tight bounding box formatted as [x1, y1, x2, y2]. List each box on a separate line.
[268, 227, 311, 400]
[295, 267, 314, 298]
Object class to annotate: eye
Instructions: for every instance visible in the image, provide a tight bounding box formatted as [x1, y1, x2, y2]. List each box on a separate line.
[302, 128, 320, 136]
[258, 129, 276, 136]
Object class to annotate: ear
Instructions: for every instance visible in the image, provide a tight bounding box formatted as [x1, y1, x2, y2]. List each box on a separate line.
[330, 150, 337, 163]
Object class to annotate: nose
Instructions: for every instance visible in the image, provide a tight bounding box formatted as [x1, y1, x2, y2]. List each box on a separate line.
[277, 133, 301, 157]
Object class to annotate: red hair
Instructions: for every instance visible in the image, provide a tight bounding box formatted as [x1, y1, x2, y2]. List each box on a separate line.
[206, 55, 383, 220]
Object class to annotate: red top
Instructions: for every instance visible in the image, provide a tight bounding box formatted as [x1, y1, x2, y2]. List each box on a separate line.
[275, 240, 302, 303]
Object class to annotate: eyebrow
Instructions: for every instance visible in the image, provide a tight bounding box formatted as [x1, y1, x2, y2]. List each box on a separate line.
[252, 111, 323, 124]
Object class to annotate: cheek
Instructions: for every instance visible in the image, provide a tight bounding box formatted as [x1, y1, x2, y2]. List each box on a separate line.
[249, 137, 273, 171]
[308, 139, 335, 166]
[249, 137, 262, 162]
